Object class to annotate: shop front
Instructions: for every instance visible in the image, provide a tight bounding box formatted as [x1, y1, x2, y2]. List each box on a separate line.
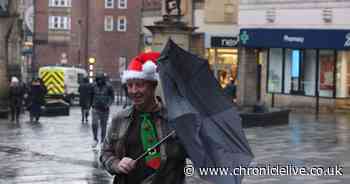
[239, 28, 350, 111]
[206, 36, 239, 88]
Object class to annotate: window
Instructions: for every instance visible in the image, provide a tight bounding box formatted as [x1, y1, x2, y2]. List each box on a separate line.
[117, 16, 127, 32]
[336, 51, 350, 97]
[118, 0, 127, 9]
[318, 50, 335, 97]
[283, 49, 316, 96]
[49, 0, 71, 7]
[268, 48, 283, 92]
[104, 16, 114, 31]
[49, 16, 71, 30]
[303, 50, 317, 96]
[105, 0, 114, 8]
[266, 48, 345, 98]
[285, 49, 304, 94]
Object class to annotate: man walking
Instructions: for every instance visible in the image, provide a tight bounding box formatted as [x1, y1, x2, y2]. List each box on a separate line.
[91, 73, 114, 150]
[9, 77, 25, 123]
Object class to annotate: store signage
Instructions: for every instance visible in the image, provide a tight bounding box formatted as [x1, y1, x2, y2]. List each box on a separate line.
[211, 36, 238, 48]
[283, 35, 304, 44]
[240, 28, 350, 50]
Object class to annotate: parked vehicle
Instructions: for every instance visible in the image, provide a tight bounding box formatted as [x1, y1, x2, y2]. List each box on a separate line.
[38, 66, 87, 105]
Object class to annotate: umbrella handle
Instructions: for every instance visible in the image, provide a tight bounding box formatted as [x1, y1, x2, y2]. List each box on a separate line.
[135, 130, 176, 162]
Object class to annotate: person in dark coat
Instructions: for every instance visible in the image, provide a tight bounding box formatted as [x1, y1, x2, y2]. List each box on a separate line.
[9, 77, 25, 123]
[90, 73, 115, 149]
[28, 78, 47, 123]
[79, 77, 92, 123]
[100, 52, 187, 184]
[223, 79, 237, 102]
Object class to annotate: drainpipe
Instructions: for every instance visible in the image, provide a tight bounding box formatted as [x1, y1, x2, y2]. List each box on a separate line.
[32, 0, 36, 79]
[85, 0, 90, 70]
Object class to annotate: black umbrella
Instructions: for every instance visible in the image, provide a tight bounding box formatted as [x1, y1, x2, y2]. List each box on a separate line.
[158, 39, 254, 184]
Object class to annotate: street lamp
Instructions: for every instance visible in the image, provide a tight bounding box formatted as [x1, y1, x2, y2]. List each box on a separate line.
[88, 57, 95, 83]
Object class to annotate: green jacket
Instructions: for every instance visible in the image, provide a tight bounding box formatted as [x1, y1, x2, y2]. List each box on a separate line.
[100, 106, 187, 184]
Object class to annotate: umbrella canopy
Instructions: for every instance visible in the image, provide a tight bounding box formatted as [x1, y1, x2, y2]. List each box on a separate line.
[158, 39, 254, 184]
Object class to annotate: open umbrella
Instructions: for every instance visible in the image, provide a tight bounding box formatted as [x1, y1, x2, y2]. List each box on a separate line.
[157, 39, 254, 184]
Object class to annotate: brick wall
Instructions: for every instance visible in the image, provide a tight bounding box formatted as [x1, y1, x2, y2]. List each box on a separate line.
[34, 0, 142, 80]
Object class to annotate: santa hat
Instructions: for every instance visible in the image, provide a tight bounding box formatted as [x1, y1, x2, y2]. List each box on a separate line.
[11, 76, 19, 83]
[122, 52, 160, 83]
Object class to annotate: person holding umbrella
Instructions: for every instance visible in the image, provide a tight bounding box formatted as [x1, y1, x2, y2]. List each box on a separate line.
[100, 52, 187, 184]
[101, 40, 253, 184]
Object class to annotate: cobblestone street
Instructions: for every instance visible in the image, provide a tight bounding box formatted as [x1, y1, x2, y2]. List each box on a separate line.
[0, 105, 349, 183]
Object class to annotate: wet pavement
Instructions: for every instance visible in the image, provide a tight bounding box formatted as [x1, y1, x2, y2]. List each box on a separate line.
[0, 105, 349, 183]
[244, 112, 350, 184]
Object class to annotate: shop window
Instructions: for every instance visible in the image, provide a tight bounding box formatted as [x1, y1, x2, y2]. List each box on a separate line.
[205, 48, 238, 88]
[217, 49, 237, 88]
[268, 48, 283, 93]
[284, 49, 316, 96]
[336, 51, 350, 97]
[284, 49, 300, 94]
[303, 50, 317, 96]
[318, 50, 335, 97]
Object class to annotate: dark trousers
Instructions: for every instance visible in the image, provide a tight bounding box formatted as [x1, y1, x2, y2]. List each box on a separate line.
[92, 109, 109, 142]
[81, 107, 90, 122]
[30, 103, 42, 122]
[10, 106, 21, 122]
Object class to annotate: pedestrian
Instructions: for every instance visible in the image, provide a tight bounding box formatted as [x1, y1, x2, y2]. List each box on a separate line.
[79, 77, 92, 123]
[28, 78, 47, 123]
[223, 78, 237, 103]
[100, 52, 187, 184]
[9, 76, 25, 123]
[90, 73, 114, 150]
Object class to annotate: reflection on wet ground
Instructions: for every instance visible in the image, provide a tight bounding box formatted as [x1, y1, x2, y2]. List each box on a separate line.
[0, 106, 349, 183]
[244, 112, 350, 184]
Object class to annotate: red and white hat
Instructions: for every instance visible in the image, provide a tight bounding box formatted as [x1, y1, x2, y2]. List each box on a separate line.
[121, 52, 161, 83]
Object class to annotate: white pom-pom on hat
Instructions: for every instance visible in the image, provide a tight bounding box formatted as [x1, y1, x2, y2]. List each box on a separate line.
[143, 60, 157, 75]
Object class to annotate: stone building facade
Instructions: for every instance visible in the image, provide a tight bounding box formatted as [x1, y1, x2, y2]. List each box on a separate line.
[0, 0, 22, 109]
[141, 0, 240, 88]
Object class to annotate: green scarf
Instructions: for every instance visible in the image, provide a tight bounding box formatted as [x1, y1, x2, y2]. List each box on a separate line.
[140, 112, 161, 170]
